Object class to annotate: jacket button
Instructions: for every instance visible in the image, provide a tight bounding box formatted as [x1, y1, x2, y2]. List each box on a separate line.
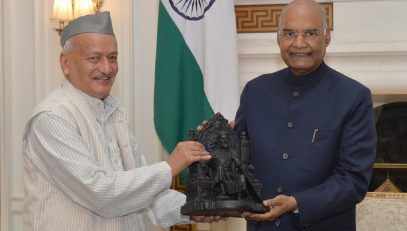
[282, 153, 289, 159]
[277, 186, 284, 193]
[275, 219, 281, 226]
[293, 91, 300, 98]
[288, 122, 294, 128]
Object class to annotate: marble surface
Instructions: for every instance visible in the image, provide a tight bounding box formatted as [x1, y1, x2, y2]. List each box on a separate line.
[357, 196, 407, 231]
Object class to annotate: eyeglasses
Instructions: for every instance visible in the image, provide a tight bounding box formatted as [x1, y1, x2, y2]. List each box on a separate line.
[279, 29, 324, 42]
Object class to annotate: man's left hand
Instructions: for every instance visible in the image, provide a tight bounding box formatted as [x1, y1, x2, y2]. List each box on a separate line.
[241, 195, 297, 221]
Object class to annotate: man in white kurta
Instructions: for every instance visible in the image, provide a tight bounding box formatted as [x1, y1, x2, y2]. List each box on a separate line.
[23, 12, 212, 231]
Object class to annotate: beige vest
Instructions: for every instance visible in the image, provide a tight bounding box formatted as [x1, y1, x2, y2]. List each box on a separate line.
[23, 83, 148, 231]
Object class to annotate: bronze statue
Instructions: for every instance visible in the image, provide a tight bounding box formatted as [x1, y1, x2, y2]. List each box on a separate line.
[181, 113, 269, 216]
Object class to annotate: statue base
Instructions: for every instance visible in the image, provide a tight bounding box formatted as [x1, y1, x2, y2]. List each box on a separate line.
[181, 199, 269, 217]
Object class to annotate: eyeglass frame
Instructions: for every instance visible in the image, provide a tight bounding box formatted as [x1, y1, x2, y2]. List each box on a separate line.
[278, 29, 326, 42]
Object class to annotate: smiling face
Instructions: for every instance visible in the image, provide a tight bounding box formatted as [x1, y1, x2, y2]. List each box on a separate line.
[278, 0, 330, 77]
[60, 33, 118, 99]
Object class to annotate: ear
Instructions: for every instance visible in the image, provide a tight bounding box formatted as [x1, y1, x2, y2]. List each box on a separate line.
[325, 30, 331, 46]
[59, 53, 70, 76]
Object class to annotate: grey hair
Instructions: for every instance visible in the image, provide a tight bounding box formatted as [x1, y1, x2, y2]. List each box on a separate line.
[320, 6, 328, 30]
[62, 38, 73, 53]
[279, 3, 328, 30]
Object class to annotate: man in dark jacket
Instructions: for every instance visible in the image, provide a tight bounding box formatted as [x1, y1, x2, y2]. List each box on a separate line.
[237, 0, 377, 230]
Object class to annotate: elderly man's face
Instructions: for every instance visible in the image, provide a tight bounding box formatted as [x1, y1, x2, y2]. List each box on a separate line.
[277, 1, 330, 76]
[60, 33, 118, 99]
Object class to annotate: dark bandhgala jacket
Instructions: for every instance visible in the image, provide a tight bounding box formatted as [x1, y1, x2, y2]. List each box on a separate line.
[235, 62, 377, 231]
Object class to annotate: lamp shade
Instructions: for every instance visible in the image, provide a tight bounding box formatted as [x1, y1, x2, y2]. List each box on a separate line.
[74, 0, 95, 19]
[51, 0, 73, 22]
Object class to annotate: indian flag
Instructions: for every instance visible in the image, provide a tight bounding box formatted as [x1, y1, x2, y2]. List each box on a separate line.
[154, 0, 240, 171]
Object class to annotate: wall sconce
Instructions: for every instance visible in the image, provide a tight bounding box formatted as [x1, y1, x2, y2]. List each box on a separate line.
[51, 0, 105, 34]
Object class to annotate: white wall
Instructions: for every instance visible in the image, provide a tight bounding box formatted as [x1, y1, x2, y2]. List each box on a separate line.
[2, 0, 407, 230]
[132, 0, 164, 166]
[1, 0, 36, 229]
[0, 0, 4, 228]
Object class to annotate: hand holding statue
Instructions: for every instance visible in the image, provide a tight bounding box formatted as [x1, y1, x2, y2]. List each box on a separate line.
[166, 141, 212, 176]
[242, 195, 297, 221]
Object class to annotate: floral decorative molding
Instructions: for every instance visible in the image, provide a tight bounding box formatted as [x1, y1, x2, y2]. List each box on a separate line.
[235, 2, 333, 33]
[367, 192, 407, 199]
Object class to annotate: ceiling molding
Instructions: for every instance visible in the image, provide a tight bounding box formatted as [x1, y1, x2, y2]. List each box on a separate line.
[235, 2, 333, 33]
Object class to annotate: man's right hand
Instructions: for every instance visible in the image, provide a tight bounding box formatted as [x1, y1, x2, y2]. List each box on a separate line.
[166, 141, 211, 176]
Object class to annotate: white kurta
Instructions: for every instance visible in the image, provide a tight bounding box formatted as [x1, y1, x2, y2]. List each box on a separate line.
[23, 82, 190, 231]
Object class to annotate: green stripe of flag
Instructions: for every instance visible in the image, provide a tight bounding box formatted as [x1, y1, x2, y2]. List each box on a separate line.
[154, 1, 214, 157]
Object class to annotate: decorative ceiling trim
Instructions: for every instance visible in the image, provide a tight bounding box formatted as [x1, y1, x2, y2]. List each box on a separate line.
[366, 192, 407, 199]
[235, 2, 333, 33]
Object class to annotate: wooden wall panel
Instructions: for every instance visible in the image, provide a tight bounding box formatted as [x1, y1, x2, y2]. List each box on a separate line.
[171, 224, 196, 231]
[235, 3, 333, 33]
